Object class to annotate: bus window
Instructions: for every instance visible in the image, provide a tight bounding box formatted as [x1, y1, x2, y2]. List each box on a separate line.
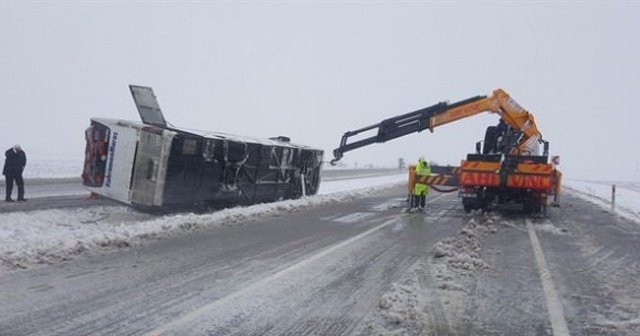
[82, 122, 110, 187]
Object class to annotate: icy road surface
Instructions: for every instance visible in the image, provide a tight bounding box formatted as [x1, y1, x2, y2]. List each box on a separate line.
[2, 185, 640, 335]
[0, 170, 407, 271]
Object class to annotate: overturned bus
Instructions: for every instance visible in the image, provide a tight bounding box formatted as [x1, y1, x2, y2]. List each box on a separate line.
[82, 85, 323, 210]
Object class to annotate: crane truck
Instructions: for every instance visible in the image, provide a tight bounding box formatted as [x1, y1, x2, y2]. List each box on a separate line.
[330, 89, 562, 214]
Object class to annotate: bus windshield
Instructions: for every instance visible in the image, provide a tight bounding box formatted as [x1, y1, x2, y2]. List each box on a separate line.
[82, 121, 110, 187]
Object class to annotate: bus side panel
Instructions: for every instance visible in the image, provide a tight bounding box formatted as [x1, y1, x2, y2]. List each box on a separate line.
[160, 134, 323, 208]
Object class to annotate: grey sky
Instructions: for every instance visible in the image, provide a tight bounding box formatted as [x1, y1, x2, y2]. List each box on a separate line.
[1, 2, 638, 180]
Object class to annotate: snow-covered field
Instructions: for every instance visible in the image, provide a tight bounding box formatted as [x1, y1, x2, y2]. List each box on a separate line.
[0, 172, 406, 272]
[564, 179, 640, 223]
[22, 158, 83, 179]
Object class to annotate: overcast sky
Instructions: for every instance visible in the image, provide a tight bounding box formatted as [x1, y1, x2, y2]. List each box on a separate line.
[1, 1, 638, 180]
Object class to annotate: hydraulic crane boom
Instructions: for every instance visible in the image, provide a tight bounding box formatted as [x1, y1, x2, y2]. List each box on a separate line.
[331, 88, 561, 214]
[331, 89, 543, 164]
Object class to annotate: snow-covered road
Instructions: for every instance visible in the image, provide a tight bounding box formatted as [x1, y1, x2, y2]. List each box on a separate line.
[0, 170, 407, 272]
[1, 174, 640, 335]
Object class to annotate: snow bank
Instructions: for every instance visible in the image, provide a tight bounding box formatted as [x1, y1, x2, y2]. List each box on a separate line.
[354, 216, 497, 335]
[353, 262, 427, 336]
[564, 180, 640, 223]
[0, 173, 406, 272]
[431, 217, 493, 290]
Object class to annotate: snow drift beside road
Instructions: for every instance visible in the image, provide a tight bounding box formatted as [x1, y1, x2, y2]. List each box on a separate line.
[0, 173, 406, 272]
[564, 180, 640, 223]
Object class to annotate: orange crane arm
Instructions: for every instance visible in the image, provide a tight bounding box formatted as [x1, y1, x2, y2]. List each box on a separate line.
[429, 89, 542, 154]
[331, 88, 543, 163]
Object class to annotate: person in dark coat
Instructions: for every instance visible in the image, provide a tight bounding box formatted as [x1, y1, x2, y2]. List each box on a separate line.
[3, 144, 27, 202]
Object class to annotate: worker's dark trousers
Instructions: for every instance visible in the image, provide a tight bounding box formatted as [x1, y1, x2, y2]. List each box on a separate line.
[412, 193, 426, 208]
[5, 174, 24, 200]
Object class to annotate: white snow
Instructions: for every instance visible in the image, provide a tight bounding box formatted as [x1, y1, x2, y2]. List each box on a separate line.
[353, 261, 428, 336]
[23, 158, 82, 179]
[564, 179, 640, 223]
[318, 173, 406, 194]
[354, 215, 497, 335]
[0, 172, 406, 272]
[370, 198, 407, 212]
[333, 212, 377, 224]
[431, 218, 491, 284]
[534, 221, 568, 235]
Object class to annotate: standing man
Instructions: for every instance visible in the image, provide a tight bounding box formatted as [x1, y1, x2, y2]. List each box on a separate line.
[3, 144, 27, 202]
[411, 157, 431, 211]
